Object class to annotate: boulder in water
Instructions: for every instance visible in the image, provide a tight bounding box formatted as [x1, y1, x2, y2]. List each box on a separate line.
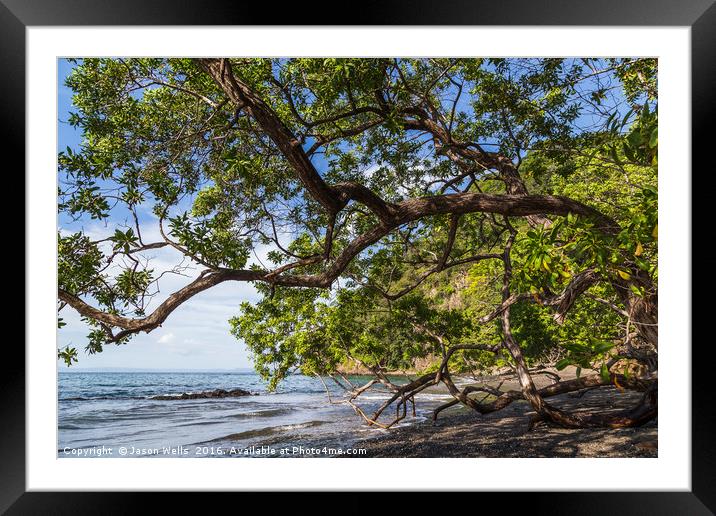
[151, 388, 252, 400]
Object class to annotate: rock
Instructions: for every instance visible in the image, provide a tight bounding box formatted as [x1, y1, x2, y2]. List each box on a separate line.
[634, 440, 658, 451]
[151, 388, 252, 400]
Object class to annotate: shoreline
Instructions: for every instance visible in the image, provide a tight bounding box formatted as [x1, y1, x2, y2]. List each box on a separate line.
[352, 387, 657, 458]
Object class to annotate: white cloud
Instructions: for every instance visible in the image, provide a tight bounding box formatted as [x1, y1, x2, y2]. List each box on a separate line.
[157, 332, 175, 344]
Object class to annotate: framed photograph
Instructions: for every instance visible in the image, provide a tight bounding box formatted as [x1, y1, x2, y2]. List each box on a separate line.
[6, 0, 714, 512]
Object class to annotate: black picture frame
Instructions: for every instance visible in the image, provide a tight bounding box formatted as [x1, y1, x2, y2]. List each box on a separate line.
[4, 0, 714, 513]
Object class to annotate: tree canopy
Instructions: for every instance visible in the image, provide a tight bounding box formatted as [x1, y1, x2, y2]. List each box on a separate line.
[58, 57, 658, 429]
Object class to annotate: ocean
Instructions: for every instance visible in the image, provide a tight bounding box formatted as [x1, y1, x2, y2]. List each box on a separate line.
[58, 371, 456, 458]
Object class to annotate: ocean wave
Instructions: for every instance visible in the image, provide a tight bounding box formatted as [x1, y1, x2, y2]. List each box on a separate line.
[170, 408, 295, 428]
[229, 407, 294, 418]
[60, 396, 148, 401]
[203, 420, 327, 443]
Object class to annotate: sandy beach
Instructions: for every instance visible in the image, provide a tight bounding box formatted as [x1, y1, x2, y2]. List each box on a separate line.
[357, 386, 657, 458]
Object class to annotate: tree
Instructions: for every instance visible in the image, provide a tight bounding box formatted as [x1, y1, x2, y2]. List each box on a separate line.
[58, 57, 658, 429]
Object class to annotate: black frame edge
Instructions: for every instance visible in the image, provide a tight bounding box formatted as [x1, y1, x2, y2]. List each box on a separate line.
[0, 1, 26, 514]
[6, 0, 715, 513]
[691, 1, 716, 513]
[0, 0, 715, 26]
[2, 492, 716, 515]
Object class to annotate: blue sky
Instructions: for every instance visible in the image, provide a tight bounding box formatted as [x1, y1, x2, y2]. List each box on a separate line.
[58, 59, 257, 370]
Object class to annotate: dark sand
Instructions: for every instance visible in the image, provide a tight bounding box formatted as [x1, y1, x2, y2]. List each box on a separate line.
[356, 386, 657, 458]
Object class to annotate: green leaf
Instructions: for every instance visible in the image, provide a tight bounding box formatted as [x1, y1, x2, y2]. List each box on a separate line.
[555, 358, 572, 371]
[617, 270, 631, 280]
[589, 338, 616, 354]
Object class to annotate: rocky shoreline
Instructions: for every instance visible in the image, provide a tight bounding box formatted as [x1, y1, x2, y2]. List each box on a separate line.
[354, 387, 657, 458]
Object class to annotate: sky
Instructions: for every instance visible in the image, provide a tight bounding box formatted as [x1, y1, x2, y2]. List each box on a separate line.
[57, 59, 258, 370]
